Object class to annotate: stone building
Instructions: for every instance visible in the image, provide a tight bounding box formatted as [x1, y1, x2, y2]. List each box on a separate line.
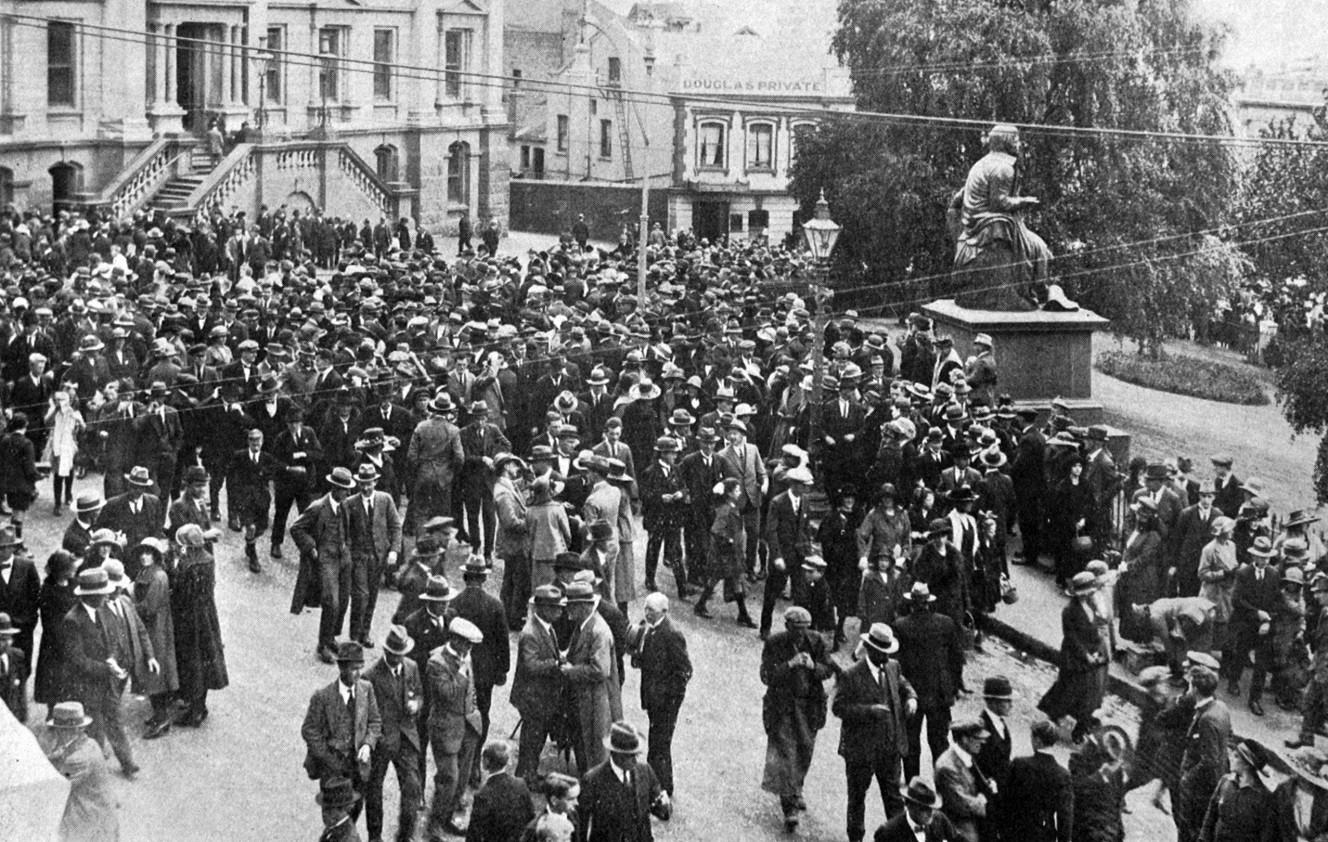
[0, 0, 509, 234]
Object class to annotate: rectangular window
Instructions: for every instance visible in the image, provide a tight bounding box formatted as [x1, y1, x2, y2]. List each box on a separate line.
[265, 27, 283, 103]
[730, 213, 744, 232]
[520, 146, 531, 169]
[444, 29, 470, 99]
[318, 28, 343, 101]
[47, 21, 76, 108]
[589, 98, 597, 115]
[373, 29, 394, 100]
[699, 122, 725, 168]
[608, 57, 621, 83]
[600, 120, 612, 159]
[533, 147, 545, 176]
[747, 123, 773, 170]
[556, 115, 569, 152]
[512, 68, 522, 88]
[447, 144, 469, 204]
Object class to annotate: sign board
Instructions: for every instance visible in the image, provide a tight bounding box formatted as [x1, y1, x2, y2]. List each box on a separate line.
[680, 78, 825, 95]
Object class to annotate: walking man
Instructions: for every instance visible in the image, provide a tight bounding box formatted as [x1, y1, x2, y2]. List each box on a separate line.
[629, 593, 692, 797]
[363, 625, 424, 842]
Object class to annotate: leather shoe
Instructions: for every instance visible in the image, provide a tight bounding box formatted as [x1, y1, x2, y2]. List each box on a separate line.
[143, 719, 171, 740]
[737, 616, 757, 628]
[1286, 736, 1316, 749]
[248, 558, 262, 574]
[270, 545, 283, 559]
[1228, 681, 1241, 696]
[360, 637, 375, 649]
[1249, 699, 1265, 717]
[120, 761, 140, 779]
[317, 646, 337, 665]
[693, 604, 712, 618]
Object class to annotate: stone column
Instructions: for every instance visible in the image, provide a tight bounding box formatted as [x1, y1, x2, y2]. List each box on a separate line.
[164, 24, 177, 105]
[220, 26, 233, 107]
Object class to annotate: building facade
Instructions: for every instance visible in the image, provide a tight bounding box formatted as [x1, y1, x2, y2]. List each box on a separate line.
[0, 0, 509, 233]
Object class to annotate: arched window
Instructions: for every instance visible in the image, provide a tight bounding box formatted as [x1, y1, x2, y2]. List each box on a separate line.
[375, 144, 399, 182]
[697, 120, 726, 169]
[745, 120, 775, 172]
[48, 161, 83, 214]
[447, 141, 470, 205]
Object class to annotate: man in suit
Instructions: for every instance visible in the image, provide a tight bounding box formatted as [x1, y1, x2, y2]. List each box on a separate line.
[221, 339, 265, 401]
[270, 405, 324, 561]
[1009, 409, 1045, 564]
[1172, 654, 1231, 842]
[511, 584, 566, 783]
[494, 452, 532, 629]
[346, 463, 402, 649]
[1226, 537, 1283, 716]
[1171, 482, 1221, 599]
[935, 718, 996, 842]
[94, 466, 166, 581]
[975, 677, 1014, 840]
[362, 625, 424, 842]
[99, 381, 145, 500]
[761, 465, 814, 638]
[563, 581, 621, 774]
[578, 366, 616, 443]
[407, 394, 466, 532]
[63, 493, 103, 558]
[63, 567, 139, 776]
[301, 641, 383, 828]
[629, 593, 692, 797]
[640, 437, 690, 598]
[291, 467, 358, 663]
[400, 575, 457, 783]
[823, 379, 866, 493]
[719, 419, 767, 580]
[457, 400, 511, 562]
[875, 778, 960, 842]
[579, 721, 671, 842]
[678, 426, 730, 590]
[833, 623, 918, 842]
[0, 526, 41, 699]
[1210, 454, 1243, 519]
[426, 617, 485, 838]
[1001, 719, 1072, 842]
[1080, 426, 1120, 552]
[894, 582, 965, 781]
[133, 381, 184, 499]
[466, 742, 535, 842]
[1134, 463, 1184, 548]
[449, 560, 510, 785]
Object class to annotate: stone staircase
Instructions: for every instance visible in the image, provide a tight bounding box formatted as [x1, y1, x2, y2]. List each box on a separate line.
[147, 159, 217, 211]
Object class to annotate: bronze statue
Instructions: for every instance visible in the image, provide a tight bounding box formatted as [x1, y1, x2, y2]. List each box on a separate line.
[946, 124, 1063, 311]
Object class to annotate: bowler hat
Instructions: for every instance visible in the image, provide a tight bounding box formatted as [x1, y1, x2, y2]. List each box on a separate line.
[983, 676, 1013, 699]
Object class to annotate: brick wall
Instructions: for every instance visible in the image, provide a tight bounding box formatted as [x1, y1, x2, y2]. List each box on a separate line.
[509, 180, 668, 237]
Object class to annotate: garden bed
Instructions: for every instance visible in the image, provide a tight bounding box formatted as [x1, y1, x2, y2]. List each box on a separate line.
[1095, 350, 1269, 406]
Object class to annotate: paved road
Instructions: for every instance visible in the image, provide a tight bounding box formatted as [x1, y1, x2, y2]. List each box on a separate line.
[13, 472, 1186, 841]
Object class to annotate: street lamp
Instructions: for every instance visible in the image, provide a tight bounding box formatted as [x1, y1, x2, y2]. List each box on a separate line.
[803, 188, 841, 485]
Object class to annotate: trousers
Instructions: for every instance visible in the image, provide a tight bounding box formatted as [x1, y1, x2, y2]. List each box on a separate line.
[428, 727, 480, 832]
[272, 486, 313, 548]
[845, 754, 905, 842]
[366, 741, 422, 842]
[84, 682, 134, 770]
[319, 559, 352, 650]
[904, 704, 953, 781]
[644, 519, 685, 593]
[349, 555, 384, 643]
[646, 700, 682, 795]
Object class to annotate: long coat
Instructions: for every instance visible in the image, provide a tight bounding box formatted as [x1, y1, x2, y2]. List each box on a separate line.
[580, 758, 669, 842]
[760, 628, 836, 799]
[406, 417, 464, 520]
[565, 610, 622, 770]
[133, 565, 179, 695]
[42, 732, 120, 842]
[34, 578, 78, 704]
[170, 546, 229, 699]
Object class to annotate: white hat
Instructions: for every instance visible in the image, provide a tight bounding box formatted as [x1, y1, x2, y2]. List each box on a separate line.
[448, 617, 484, 644]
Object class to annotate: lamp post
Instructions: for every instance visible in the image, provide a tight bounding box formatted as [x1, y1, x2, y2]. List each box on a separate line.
[802, 188, 841, 484]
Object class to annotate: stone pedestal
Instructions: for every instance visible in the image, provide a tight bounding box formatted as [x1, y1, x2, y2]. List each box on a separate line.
[923, 298, 1110, 423]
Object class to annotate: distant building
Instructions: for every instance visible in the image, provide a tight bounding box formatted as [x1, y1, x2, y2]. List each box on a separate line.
[1235, 59, 1328, 136]
[0, 0, 509, 233]
[504, 0, 852, 243]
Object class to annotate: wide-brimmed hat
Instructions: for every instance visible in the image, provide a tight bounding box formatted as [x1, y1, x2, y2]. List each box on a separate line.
[530, 584, 568, 607]
[354, 463, 381, 483]
[429, 393, 457, 414]
[902, 777, 941, 809]
[1185, 651, 1221, 672]
[383, 625, 414, 656]
[604, 721, 644, 754]
[927, 518, 950, 538]
[947, 485, 977, 503]
[586, 366, 611, 385]
[668, 409, 695, 427]
[554, 391, 578, 413]
[316, 777, 361, 809]
[861, 622, 900, 654]
[422, 516, 456, 532]
[1289, 746, 1328, 790]
[564, 581, 599, 603]
[980, 449, 1007, 469]
[1068, 571, 1100, 596]
[726, 418, 748, 435]
[1284, 567, 1307, 586]
[983, 676, 1013, 699]
[136, 537, 169, 562]
[74, 492, 105, 514]
[629, 379, 661, 401]
[74, 567, 116, 596]
[124, 466, 154, 487]
[1287, 509, 1322, 529]
[419, 576, 457, 602]
[326, 467, 356, 489]
[78, 335, 105, 353]
[904, 582, 936, 603]
[695, 426, 721, 444]
[47, 701, 93, 729]
[1233, 739, 1271, 780]
[784, 466, 813, 485]
[1247, 536, 1274, 558]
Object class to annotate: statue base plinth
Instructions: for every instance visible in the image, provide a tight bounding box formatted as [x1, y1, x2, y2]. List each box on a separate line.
[922, 298, 1111, 424]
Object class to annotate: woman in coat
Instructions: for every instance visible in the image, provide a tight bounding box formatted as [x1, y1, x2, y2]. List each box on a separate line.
[44, 387, 84, 514]
[34, 549, 79, 715]
[1040, 571, 1110, 742]
[693, 477, 754, 626]
[1117, 498, 1166, 643]
[170, 524, 228, 727]
[1197, 518, 1239, 651]
[133, 538, 178, 738]
[1048, 456, 1093, 588]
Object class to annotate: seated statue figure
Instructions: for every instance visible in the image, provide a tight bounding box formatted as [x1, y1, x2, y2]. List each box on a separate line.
[946, 124, 1056, 310]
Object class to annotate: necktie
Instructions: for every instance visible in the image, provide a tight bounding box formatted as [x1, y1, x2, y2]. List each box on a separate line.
[346, 686, 356, 725]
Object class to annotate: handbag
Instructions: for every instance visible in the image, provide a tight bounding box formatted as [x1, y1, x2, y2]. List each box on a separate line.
[1000, 573, 1019, 605]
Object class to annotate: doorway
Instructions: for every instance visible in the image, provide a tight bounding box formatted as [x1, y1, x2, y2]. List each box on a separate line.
[692, 200, 729, 243]
[49, 162, 82, 216]
[177, 23, 224, 134]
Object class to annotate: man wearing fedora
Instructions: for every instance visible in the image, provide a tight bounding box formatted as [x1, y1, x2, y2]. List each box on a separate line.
[563, 580, 622, 774]
[132, 380, 184, 499]
[64, 566, 139, 776]
[894, 582, 965, 781]
[493, 451, 533, 627]
[512, 583, 569, 783]
[579, 721, 671, 842]
[641, 436, 690, 598]
[271, 404, 325, 560]
[292, 467, 359, 663]
[302, 640, 383, 814]
[347, 462, 403, 649]
[363, 625, 424, 842]
[406, 392, 466, 533]
[719, 419, 767, 582]
[833, 622, 918, 841]
[425, 617, 485, 838]
[449, 558, 510, 784]
[678, 425, 730, 588]
[228, 429, 281, 573]
[95, 465, 165, 581]
[458, 400, 511, 563]
[63, 492, 105, 557]
[1173, 480, 1222, 598]
[41, 701, 119, 842]
[0, 525, 40, 701]
[874, 778, 958, 842]
[761, 465, 814, 638]
[399, 574, 457, 781]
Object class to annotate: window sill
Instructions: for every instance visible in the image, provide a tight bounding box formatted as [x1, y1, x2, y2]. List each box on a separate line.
[746, 167, 775, 175]
[697, 164, 727, 172]
[46, 109, 81, 117]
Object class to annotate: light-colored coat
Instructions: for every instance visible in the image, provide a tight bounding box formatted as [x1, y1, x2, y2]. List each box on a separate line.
[494, 477, 530, 561]
[935, 745, 988, 842]
[132, 566, 178, 694]
[426, 645, 482, 753]
[565, 609, 622, 769]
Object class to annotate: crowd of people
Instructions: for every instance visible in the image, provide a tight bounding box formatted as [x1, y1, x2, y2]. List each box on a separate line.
[0, 197, 1325, 842]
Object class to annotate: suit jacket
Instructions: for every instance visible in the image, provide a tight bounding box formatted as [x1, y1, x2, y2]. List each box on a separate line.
[62, 603, 121, 699]
[226, 447, 279, 494]
[290, 495, 352, 571]
[975, 709, 1013, 792]
[466, 772, 536, 842]
[1213, 474, 1243, 519]
[511, 615, 563, 715]
[401, 607, 451, 674]
[765, 491, 811, 566]
[494, 477, 530, 560]
[1180, 699, 1231, 791]
[132, 405, 184, 463]
[271, 425, 324, 492]
[363, 656, 423, 756]
[1009, 425, 1046, 500]
[678, 450, 730, 516]
[1003, 752, 1073, 842]
[0, 555, 41, 636]
[875, 812, 959, 842]
[1174, 503, 1221, 576]
[449, 585, 511, 690]
[301, 678, 383, 780]
[936, 745, 989, 842]
[893, 610, 964, 709]
[718, 441, 766, 512]
[94, 493, 165, 562]
[639, 461, 687, 528]
[631, 616, 691, 712]
[359, 402, 416, 445]
[1231, 563, 1282, 629]
[345, 491, 402, 566]
[580, 759, 669, 842]
[427, 644, 483, 751]
[832, 657, 915, 763]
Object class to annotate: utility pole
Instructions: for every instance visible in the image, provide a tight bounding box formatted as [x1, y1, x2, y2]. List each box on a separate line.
[638, 174, 648, 301]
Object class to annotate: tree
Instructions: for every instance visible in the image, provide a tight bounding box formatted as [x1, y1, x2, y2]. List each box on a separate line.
[791, 0, 1243, 355]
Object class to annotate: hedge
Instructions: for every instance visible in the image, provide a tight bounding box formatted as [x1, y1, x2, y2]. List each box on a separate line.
[1095, 351, 1270, 406]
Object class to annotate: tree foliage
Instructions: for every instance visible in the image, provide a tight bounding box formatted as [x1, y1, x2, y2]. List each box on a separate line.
[791, 0, 1242, 353]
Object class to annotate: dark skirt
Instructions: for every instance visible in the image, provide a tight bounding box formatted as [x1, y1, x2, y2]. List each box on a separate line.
[1039, 665, 1108, 724]
[171, 553, 230, 698]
